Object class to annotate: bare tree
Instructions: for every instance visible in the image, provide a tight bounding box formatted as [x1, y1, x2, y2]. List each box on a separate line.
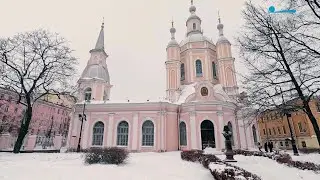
[0, 29, 77, 153]
[238, 1, 320, 147]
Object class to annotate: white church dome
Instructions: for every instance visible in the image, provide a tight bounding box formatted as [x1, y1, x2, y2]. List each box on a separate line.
[180, 33, 213, 46]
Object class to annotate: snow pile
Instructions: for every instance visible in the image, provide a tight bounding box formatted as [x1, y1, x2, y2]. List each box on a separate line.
[203, 147, 224, 155]
[208, 162, 252, 180]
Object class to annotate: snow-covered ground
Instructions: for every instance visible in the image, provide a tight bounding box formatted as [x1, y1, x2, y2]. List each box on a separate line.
[0, 152, 212, 180]
[286, 152, 320, 165]
[204, 148, 320, 180]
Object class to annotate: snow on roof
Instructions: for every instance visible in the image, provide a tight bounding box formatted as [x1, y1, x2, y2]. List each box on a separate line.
[76, 98, 171, 105]
[174, 83, 197, 104]
[212, 84, 231, 102]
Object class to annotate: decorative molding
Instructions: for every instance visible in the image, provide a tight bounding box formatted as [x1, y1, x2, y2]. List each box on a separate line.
[217, 111, 224, 116]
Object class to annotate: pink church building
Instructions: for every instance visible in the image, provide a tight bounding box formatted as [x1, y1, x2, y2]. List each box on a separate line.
[67, 2, 244, 152]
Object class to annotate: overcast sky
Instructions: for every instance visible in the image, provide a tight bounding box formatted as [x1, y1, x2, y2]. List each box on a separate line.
[0, 0, 274, 101]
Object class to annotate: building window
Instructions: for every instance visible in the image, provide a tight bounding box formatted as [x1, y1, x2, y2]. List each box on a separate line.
[195, 60, 202, 77]
[92, 121, 104, 146]
[268, 128, 271, 135]
[180, 63, 185, 81]
[142, 120, 154, 146]
[201, 87, 208, 96]
[263, 129, 266, 135]
[193, 23, 196, 30]
[282, 126, 286, 134]
[117, 121, 129, 146]
[179, 122, 187, 146]
[273, 127, 276, 135]
[280, 141, 283, 146]
[84, 88, 92, 101]
[298, 122, 303, 132]
[301, 141, 307, 148]
[277, 127, 281, 134]
[212, 62, 217, 78]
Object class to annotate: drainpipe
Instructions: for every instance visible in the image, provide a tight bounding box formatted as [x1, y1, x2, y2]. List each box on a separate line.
[177, 105, 181, 150]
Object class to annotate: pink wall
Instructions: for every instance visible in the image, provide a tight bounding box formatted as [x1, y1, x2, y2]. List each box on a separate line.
[0, 88, 73, 139]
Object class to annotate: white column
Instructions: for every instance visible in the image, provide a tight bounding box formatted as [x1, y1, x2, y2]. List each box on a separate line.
[217, 111, 225, 150]
[131, 113, 139, 150]
[160, 112, 164, 150]
[190, 111, 197, 149]
[107, 113, 114, 147]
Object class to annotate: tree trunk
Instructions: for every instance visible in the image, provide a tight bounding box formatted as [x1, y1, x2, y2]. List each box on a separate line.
[13, 106, 32, 153]
[303, 103, 320, 147]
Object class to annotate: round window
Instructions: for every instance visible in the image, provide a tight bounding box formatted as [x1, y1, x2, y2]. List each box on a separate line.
[201, 87, 208, 96]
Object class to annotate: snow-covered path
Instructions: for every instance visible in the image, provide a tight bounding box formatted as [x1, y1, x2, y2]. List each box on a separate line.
[0, 152, 212, 180]
[216, 154, 320, 180]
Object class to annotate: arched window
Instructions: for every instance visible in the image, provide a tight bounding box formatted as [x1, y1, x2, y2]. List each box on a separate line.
[84, 88, 92, 101]
[180, 63, 185, 80]
[195, 60, 202, 77]
[142, 120, 154, 146]
[117, 121, 129, 146]
[212, 62, 217, 78]
[179, 122, 187, 146]
[193, 23, 196, 30]
[227, 121, 234, 146]
[92, 121, 104, 146]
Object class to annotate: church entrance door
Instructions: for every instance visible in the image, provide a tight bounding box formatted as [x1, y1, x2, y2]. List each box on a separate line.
[200, 120, 215, 150]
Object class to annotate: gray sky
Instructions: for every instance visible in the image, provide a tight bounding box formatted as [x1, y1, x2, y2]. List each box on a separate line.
[0, 0, 272, 101]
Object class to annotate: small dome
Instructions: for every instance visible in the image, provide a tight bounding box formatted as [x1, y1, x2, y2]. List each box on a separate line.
[217, 23, 224, 30]
[180, 33, 214, 46]
[189, 5, 196, 13]
[217, 36, 230, 45]
[187, 14, 201, 22]
[170, 27, 176, 33]
[81, 64, 110, 82]
[167, 39, 179, 48]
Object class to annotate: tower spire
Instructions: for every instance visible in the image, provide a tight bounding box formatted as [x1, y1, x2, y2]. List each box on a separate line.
[217, 12, 224, 36]
[191, 0, 193, 5]
[170, 19, 176, 40]
[94, 18, 105, 50]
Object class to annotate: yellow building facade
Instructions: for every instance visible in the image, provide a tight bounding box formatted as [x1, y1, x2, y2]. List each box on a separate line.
[257, 99, 320, 149]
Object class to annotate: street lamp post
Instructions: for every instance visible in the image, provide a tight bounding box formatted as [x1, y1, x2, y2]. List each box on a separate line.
[76, 102, 87, 152]
[285, 112, 299, 156]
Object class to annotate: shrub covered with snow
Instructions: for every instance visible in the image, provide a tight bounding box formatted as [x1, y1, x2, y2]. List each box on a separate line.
[181, 150, 262, 180]
[180, 149, 203, 162]
[84, 147, 129, 165]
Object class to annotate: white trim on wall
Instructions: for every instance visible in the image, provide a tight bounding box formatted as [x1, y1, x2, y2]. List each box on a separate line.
[107, 114, 114, 147]
[132, 113, 139, 150]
